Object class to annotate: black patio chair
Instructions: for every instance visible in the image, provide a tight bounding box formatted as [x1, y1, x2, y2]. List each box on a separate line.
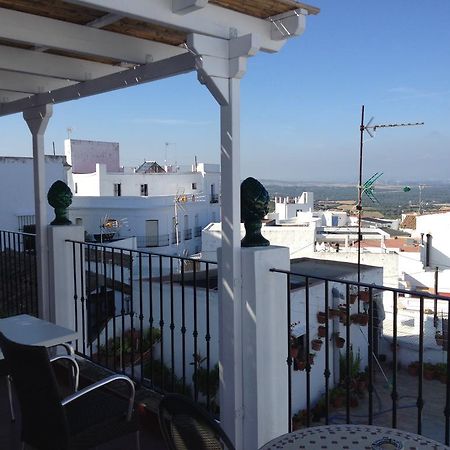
[0, 332, 139, 450]
[158, 393, 235, 450]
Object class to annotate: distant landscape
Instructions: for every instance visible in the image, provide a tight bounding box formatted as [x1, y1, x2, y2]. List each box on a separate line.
[264, 182, 450, 219]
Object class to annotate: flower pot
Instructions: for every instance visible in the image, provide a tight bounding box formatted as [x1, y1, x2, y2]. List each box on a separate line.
[407, 364, 419, 377]
[317, 312, 327, 324]
[358, 314, 369, 326]
[318, 326, 327, 338]
[358, 290, 370, 302]
[295, 359, 306, 371]
[424, 368, 435, 381]
[335, 336, 345, 348]
[350, 314, 360, 325]
[290, 346, 299, 358]
[349, 294, 357, 304]
[328, 308, 340, 318]
[311, 339, 323, 351]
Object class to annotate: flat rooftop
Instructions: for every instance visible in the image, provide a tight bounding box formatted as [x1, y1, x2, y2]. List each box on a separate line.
[290, 257, 375, 284]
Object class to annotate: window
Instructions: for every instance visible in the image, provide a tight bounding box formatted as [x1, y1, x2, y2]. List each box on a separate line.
[113, 183, 121, 197]
[191, 182, 197, 190]
[74, 183, 78, 194]
[140, 184, 148, 196]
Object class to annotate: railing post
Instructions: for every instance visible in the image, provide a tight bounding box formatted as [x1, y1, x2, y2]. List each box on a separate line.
[47, 226, 84, 329]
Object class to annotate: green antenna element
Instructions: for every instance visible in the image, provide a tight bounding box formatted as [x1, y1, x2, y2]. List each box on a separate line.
[362, 172, 383, 203]
[403, 186, 411, 192]
[47, 180, 73, 225]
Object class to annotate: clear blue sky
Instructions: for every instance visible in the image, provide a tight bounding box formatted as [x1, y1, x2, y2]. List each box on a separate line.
[1, 0, 449, 183]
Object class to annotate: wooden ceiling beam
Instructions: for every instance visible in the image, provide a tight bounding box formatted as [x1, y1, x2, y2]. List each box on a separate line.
[0, 7, 187, 65]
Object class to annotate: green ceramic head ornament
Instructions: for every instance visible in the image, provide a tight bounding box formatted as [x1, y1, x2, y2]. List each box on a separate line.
[47, 180, 73, 225]
[241, 177, 270, 247]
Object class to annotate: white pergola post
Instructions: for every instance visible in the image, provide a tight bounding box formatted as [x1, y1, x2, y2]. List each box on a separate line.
[23, 104, 53, 321]
[189, 33, 260, 448]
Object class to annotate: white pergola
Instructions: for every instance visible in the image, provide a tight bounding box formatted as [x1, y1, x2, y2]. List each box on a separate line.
[0, 0, 318, 446]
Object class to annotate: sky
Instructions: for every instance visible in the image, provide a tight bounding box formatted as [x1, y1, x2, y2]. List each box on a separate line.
[1, 0, 449, 183]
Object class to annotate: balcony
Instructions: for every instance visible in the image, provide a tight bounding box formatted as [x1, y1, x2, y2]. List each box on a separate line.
[210, 194, 219, 204]
[184, 228, 192, 240]
[194, 226, 202, 237]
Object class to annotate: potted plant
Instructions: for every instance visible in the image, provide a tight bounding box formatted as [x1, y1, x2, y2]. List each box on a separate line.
[334, 333, 345, 349]
[350, 314, 360, 325]
[358, 313, 369, 326]
[318, 326, 327, 338]
[328, 307, 340, 318]
[358, 290, 370, 302]
[294, 357, 306, 371]
[317, 311, 327, 324]
[330, 386, 345, 408]
[348, 293, 357, 304]
[311, 338, 323, 351]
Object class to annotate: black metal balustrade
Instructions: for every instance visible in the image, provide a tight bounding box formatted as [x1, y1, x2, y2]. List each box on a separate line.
[135, 235, 170, 248]
[0, 230, 37, 317]
[67, 240, 218, 414]
[271, 267, 450, 444]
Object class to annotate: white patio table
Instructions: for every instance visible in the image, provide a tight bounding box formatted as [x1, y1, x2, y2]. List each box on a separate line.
[0, 314, 78, 356]
[259, 424, 449, 450]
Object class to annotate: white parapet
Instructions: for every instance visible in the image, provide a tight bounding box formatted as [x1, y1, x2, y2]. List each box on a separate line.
[219, 244, 290, 449]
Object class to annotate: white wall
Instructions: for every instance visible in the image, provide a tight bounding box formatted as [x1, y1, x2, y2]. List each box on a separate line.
[65, 139, 120, 174]
[0, 156, 68, 231]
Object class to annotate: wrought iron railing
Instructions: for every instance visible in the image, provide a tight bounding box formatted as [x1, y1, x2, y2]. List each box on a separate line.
[135, 235, 170, 248]
[67, 240, 219, 414]
[0, 230, 38, 317]
[271, 267, 450, 444]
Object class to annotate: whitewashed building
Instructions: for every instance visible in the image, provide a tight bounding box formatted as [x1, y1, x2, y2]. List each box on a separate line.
[0, 155, 69, 231]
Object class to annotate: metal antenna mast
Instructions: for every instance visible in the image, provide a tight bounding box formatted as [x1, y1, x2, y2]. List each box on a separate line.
[357, 105, 424, 285]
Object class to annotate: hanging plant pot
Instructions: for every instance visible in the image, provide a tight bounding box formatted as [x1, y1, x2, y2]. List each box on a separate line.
[294, 359, 306, 371]
[359, 290, 370, 302]
[350, 314, 360, 325]
[348, 294, 357, 304]
[358, 313, 369, 326]
[318, 326, 327, 338]
[335, 336, 345, 348]
[317, 311, 327, 324]
[311, 339, 323, 351]
[308, 353, 315, 365]
[328, 308, 341, 318]
[290, 346, 299, 358]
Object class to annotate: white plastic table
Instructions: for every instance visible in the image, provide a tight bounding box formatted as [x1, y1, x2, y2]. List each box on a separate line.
[0, 314, 78, 357]
[259, 425, 449, 450]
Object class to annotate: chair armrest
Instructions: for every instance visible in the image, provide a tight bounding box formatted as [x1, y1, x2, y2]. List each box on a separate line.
[51, 343, 74, 355]
[50, 355, 79, 391]
[61, 374, 135, 421]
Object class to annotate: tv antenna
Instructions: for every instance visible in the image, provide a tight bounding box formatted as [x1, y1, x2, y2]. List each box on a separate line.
[356, 105, 424, 285]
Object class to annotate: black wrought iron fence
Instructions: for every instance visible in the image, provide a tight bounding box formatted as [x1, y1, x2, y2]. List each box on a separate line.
[0, 230, 38, 317]
[67, 240, 219, 414]
[271, 267, 450, 444]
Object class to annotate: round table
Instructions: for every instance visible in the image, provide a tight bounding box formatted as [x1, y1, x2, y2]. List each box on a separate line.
[259, 425, 449, 450]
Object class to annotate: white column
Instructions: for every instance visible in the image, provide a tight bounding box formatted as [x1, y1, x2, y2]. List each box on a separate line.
[23, 105, 53, 320]
[47, 225, 84, 329]
[218, 77, 244, 447]
[241, 246, 290, 449]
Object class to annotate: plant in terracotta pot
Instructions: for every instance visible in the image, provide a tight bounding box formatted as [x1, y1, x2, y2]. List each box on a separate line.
[311, 338, 323, 351]
[294, 357, 306, 371]
[350, 314, 360, 325]
[333, 333, 345, 349]
[358, 313, 369, 326]
[317, 311, 327, 324]
[328, 307, 340, 318]
[330, 386, 345, 408]
[318, 326, 327, 338]
[358, 290, 370, 302]
[348, 293, 357, 304]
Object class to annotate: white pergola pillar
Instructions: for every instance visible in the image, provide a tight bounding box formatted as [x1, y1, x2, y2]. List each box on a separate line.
[23, 104, 53, 321]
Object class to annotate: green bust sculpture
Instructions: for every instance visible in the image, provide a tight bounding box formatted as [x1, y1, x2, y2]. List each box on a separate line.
[241, 177, 270, 247]
[47, 180, 73, 225]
